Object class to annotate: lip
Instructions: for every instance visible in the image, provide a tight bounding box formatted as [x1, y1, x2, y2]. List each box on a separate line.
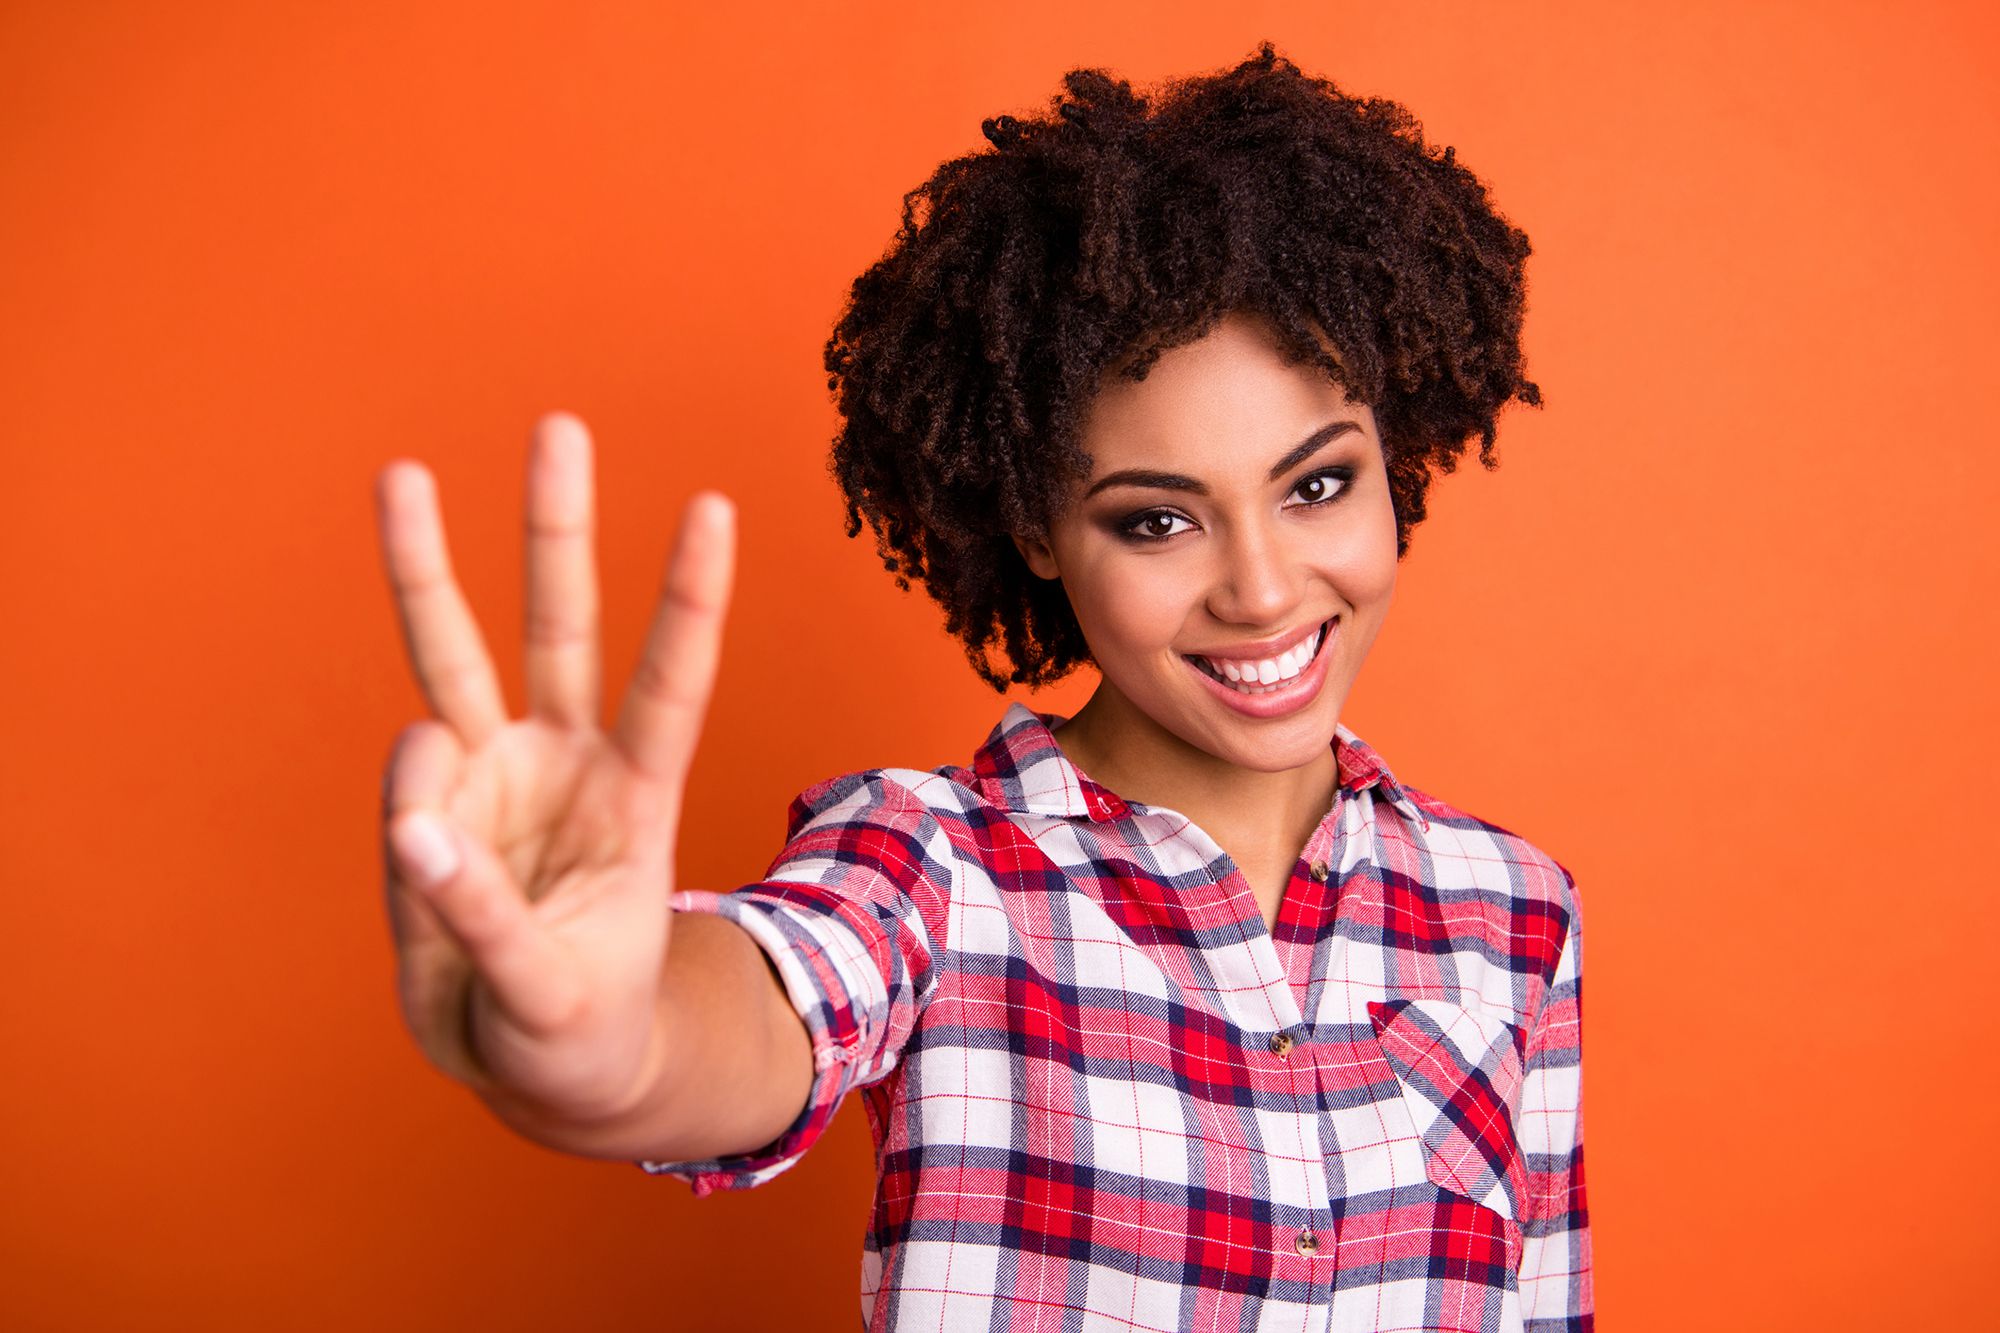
[1182, 616, 1339, 720]
[1185, 618, 1328, 663]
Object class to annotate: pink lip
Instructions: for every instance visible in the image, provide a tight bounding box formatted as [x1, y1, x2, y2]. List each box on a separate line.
[1182, 617, 1339, 720]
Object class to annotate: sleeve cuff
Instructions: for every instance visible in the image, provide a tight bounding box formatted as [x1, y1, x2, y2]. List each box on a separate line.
[633, 888, 869, 1197]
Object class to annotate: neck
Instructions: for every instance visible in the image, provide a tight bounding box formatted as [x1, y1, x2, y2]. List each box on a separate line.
[1052, 681, 1341, 850]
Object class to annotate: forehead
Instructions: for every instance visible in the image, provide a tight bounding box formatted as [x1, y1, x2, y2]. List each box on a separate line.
[1078, 312, 1373, 475]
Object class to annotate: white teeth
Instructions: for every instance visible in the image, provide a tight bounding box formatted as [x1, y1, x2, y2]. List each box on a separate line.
[1195, 624, 1326, 694]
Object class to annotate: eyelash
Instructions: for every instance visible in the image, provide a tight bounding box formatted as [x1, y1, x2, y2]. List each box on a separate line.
[1115, 467, 1356, 544]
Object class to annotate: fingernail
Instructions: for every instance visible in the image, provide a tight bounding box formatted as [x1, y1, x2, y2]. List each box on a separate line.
[393, 812, 461, 887]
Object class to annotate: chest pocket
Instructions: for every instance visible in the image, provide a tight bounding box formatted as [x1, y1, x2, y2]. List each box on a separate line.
[1366, 997, 1530, 1227]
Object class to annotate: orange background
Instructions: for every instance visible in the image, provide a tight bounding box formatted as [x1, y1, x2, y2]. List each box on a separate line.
[4, 2, 1996, 1328]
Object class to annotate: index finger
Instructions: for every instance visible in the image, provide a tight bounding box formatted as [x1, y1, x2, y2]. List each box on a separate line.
[375, 460, 511, 747]
[611, 490, 735, 788]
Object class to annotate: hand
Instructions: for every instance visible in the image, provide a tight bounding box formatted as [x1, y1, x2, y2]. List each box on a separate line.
[374, 412, 732, 1127]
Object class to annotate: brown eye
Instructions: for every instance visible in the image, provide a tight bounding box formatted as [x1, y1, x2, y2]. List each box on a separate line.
[1117, 509, 1195, 542]
[1287, 468, 1354, 508]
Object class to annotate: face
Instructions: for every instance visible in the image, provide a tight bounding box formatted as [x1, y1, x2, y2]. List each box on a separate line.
[1014, 310, 1399, 776]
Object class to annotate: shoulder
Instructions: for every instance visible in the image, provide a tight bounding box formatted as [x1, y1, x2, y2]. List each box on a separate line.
[762, 762, 1011, 921]
[1339, 722, 1577, 920]
[1388, 781, 1584, 978]
[781, 763, 992, 839]
[1400, 783, 1578, 908]
[779, 707, 1046, 837]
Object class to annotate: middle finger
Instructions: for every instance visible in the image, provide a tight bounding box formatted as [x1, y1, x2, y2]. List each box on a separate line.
[523, 412, 602, 730]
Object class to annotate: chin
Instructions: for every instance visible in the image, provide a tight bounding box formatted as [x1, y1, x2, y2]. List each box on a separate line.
[1179, 703, 1343, 773]
[1216, 727, 1339, 773]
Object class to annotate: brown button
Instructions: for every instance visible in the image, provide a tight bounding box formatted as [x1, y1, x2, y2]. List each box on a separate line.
[1268, 1031, 1295, 1057]
[1295, 1228, 1319, 1255]
[1308, 861, 1329, 882]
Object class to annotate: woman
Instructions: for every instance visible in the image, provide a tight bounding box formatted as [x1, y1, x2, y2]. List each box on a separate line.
[375, 43, 1590, 1332]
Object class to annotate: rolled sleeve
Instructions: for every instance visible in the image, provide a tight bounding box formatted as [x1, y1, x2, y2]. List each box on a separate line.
[636, 771, 952, 1196]
[1517, 865, 1593, 1331]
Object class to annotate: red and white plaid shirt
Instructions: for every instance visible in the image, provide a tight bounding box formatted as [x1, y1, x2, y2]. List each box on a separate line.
[645, 704, 1591, 1332]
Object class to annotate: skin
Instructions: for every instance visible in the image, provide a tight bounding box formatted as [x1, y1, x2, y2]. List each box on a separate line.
[371, 308, 1396, 1161]
[1013, 310, 1400, 929]
[375, 417, 810, 1163]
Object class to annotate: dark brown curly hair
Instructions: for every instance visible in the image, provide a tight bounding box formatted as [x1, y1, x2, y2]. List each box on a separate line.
[824, 41, 1541, 690]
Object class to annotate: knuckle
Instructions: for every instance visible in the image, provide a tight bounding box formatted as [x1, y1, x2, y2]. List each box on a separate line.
[427, 655, 495, 705]
[659, 581, 721, 620]
[382, 720, 452, 809]
[627, 652, 694, 710]
[525, 513, 590, 541]
[523, 605, 593, 650]
[389, 717, 442, 758]
[388, 560, 453, 598]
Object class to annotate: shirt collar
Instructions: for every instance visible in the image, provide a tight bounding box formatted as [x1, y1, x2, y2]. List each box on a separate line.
[965, 701, 1412, 824]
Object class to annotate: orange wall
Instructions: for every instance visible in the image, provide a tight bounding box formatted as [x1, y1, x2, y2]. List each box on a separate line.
[4, 2, 1995, 1328]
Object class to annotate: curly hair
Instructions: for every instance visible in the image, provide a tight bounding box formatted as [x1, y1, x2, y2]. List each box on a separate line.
[824, 41, 1541, 690]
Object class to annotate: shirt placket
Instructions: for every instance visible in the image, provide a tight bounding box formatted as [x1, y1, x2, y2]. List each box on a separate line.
[1061, 728, 1366, 1324]
[1170, 812, 1340, 1317]
[1263, 812, 1346, 1317]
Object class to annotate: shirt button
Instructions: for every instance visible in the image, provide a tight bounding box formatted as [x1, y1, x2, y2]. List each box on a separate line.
[1268, 1031, 1295, 1057]
[1308, 861, 1329, 882]
[1295, 1228, 1320, 1255]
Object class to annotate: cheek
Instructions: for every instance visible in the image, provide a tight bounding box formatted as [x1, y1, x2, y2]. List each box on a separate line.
[1062, 549, 1197, 652]
[1339, 496, 1400, 609]
[1342, 545, 1398, 611]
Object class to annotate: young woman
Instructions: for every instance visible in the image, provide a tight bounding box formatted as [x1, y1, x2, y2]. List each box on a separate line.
[375, 44, 1589, 1332]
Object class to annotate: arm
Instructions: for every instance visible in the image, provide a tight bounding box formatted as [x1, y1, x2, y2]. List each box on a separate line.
[377, 419, 940, 1182]
[376, 417, 821, 1168]
[633, 770, 954, 1193]
[480, 911, 814, 1164]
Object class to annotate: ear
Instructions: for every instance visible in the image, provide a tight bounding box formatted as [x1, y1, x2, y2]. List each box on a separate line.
[1011, 531, 1062, 581]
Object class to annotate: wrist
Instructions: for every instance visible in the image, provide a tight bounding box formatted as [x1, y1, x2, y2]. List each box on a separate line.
[468, 1013, 676, 1161]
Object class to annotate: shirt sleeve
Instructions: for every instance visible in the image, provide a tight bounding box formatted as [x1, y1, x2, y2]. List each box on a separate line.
[634, 770, 954, 1197]
[1516, 864, 1593, 1331]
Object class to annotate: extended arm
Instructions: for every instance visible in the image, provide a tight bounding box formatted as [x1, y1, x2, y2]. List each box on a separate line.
[481, 911, 813, 1164]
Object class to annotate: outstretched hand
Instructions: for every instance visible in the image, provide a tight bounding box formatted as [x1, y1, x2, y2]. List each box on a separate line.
[374, 413, 733, 1126]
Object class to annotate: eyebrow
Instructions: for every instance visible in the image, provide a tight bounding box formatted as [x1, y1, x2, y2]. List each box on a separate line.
[1082, 420, 1363, 500]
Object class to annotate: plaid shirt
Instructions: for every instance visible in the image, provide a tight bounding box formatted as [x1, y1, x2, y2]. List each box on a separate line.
[644, 704, 1591, 1332]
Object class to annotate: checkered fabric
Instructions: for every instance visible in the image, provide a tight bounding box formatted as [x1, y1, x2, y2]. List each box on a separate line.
[642, 704, 1590, 1332]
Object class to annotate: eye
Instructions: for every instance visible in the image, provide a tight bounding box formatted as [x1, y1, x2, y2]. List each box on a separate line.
[1286, 467, 1354, 509]
[1117, 509, 1196, 543]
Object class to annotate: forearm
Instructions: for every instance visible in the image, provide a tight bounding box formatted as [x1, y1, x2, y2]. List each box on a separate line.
[482, 911, 814, 1164]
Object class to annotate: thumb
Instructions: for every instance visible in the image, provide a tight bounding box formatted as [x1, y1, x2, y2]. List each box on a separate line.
[390, 810, 463, 887]
[388, 808, 580, 1037]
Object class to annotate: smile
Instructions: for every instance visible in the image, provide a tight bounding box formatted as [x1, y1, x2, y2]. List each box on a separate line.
[1184, 618, 1335, 695]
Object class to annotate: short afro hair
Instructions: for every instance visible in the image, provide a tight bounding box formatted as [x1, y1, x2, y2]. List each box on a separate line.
[824, 41, 1541, 690]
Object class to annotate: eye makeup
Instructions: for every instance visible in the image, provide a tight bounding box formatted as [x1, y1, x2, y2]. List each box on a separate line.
[1109, 464, 1358, 545]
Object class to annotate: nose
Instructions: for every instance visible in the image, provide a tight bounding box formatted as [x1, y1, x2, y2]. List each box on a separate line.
[1205, 517, 1303, 630]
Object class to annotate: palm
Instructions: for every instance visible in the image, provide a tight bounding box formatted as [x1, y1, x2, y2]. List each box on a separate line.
[374, 413, 733, 1125]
